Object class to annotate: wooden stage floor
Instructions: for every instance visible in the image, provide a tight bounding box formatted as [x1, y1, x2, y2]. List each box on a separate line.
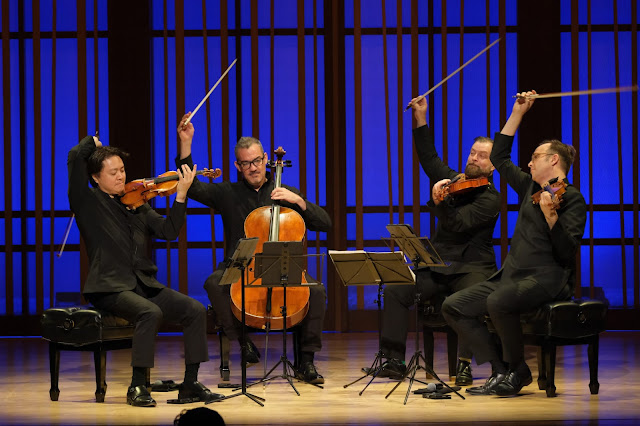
[1, 331, 638, 425]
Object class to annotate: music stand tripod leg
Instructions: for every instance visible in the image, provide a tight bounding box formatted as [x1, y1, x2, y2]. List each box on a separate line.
[224, 260, 265, 406]
[343, 282, 386, 393]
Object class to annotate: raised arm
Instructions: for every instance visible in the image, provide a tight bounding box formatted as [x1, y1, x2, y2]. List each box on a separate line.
[67, 135, 101, 211]
[490, 91, 537, 197]
[410, 97, 458, 183]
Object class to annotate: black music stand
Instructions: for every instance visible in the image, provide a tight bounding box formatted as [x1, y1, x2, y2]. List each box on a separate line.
[243, 241, 321, 396]
[384, 224, 464, 403]
[329, 250, 415, 395]
[212, 237, 265, 406]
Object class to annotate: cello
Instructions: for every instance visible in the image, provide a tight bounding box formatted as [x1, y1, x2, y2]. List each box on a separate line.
[229, 147, 310, 331]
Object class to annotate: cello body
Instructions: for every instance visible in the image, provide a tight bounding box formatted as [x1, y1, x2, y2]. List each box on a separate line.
[229, 147, 310, 330]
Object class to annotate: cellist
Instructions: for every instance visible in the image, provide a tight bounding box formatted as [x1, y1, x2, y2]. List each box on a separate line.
[176, 113, 332, 385]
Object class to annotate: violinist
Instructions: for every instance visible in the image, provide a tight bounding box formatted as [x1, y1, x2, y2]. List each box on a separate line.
[176, 113, 332, 384]
[372, 97, 501, 385]
[442, 90, 587, 397]
[68, 135, 223, 406]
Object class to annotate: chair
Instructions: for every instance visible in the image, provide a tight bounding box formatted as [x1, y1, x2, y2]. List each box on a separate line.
[41, 306, 150, 402]
[420, 303, 458, 379]
[486, 298, 607, 397]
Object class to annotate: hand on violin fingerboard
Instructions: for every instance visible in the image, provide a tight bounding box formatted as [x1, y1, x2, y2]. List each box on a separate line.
[431, 178, 451, 205]
[175, 164, 197, 203]
[538, 191, 559, 229]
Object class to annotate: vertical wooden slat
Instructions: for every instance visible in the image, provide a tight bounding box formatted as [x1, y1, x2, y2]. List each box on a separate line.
[631, 0, 639, 308]
[587, 0, 595, 298]
[570, 0, 581, 297]
[18, 0, 27, 315]
[235, 0, 242, 159]
[49, 0, 57, 308]
[201, 0, 217, 269]
[427, 0, 434, 236]
[77, 0, 88, 295]
[93, 0, 99, 132]
[612, 0, 628, 308]
[324, 0, 348, 331]
[354, 0, 364, 310]
[440, 0, 448, 167]
[411, 0, 420, 235]
[498, 0, 507, 263]
[396, 0, 404, 222]
[163, 0, 172, 288]
[220, 0, 230, 182]
[485, 0, 491, 137]
[298, 0, 307, 196]
[3, 0, 13, 315]
[251, 0, 259, 138]
[175, 0, 188, 294]
[270, 0, 275, 154]
[313, 0, 321, 280]
[381, 0, 393, 224]
[457, 0, 464, 172]
[220, 0, 230, 259]
[33, 0, 44, 314]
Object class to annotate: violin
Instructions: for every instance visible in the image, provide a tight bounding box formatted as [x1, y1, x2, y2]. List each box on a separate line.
[436, 174, 490, 201]
[531, 180, 567, 210]
[120, 168, 221, 209]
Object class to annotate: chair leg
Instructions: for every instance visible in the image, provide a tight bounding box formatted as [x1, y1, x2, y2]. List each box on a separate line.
[587, 335, 600, 395]
[293, 328, 301, 369]
[537, 346, 547, 391]
[422, 326, 435, 379]
[219, 331, 230, 381]
[93, 349, 107, 402]
[446, 329, 458, 379]
[544, 343, 557, 397]
[49, 342, 60, 401]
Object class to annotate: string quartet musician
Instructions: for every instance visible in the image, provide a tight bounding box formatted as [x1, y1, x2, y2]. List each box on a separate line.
[68, 135, 223, 407]
[442, 90, 587, 396]
[175, 113, 332, 384]
[368, 97, 501, 385]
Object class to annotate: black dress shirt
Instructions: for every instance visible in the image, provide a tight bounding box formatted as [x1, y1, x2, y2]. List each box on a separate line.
[69, 136, 187, 294]
[176, 154, 332, 259]
[413, 125, 501, 276]
[489, 132, 587, 297]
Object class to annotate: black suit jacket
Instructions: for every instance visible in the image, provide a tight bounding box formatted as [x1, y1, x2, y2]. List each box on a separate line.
[175, 154, 332, 260]
[413, 125, 501, 276]
[489, 132, 587, 297]
[68, 136, 187, 295]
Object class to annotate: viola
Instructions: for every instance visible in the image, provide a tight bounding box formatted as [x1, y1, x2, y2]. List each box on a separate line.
[120, 168, 221, 209]
[531, 180, 567, 210]
[229, 147, 310, 330]
[437, 174, 490, 201]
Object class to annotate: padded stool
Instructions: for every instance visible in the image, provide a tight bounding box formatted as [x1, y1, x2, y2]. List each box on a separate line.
[41, 306, 149, 402]
[487, 298, 607, 397]
[421, 304, 458, 379]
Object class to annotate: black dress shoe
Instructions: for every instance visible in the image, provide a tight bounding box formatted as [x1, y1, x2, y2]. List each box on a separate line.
[362, 358, 406, 380]
[296, 362, 325, 384]
[493, 369, 533, 396]
[455, 360, 473, 386]
[465, 372, 506, 395]
[177, 381, 225, 403]
[241, 340, 260, 365]
[127, 385, 157, 407]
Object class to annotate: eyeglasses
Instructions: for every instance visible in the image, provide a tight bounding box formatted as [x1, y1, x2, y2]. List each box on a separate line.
[237, 153, 266, 170]
[531, 152, 554, 162]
